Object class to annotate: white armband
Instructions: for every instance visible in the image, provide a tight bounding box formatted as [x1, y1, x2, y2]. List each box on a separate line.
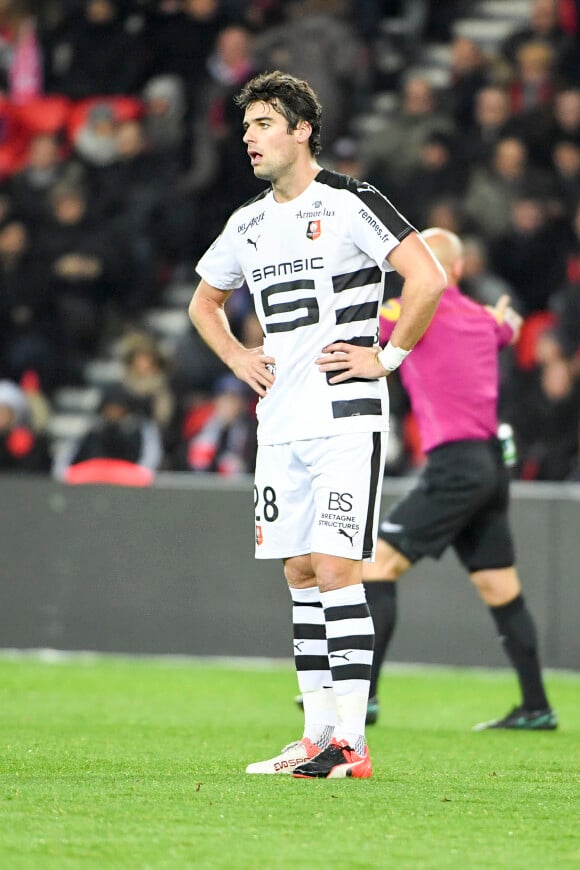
[377, 341, 411, 373]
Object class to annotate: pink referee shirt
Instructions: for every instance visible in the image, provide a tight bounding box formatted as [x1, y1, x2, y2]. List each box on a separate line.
[380, 286, 515, 454]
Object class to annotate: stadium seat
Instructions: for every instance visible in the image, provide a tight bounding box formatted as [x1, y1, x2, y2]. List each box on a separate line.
[63, 458, 154, 486]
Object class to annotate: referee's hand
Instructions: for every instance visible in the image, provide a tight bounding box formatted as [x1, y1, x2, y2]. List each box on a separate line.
[486, 295, 522, 343]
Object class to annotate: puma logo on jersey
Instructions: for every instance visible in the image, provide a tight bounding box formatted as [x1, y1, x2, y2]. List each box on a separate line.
[338, 528, 356, 545]
[330, 651, 353, 661]
[247, 236, 260, 250]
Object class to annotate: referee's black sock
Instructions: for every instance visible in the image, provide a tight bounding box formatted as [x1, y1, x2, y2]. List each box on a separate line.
[489, 594, 550, 711]
[364, 581, 397, 700]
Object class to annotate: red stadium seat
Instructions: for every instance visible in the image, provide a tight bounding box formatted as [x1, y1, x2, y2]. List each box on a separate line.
[14, 95, 72, 136]
[515, 311, 558, 371]
[64, 458, 154, 487]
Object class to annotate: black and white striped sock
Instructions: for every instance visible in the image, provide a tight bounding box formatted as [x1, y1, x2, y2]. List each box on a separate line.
[321, 584, 374, 755]
[291, 586, 336, 748]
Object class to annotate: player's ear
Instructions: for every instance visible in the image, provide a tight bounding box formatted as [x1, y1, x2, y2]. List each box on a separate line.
[295, 120, 312, 145]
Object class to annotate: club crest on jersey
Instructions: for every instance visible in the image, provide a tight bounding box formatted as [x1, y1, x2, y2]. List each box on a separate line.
[255, 524, 263, 546]
[306, 219, 321, 240]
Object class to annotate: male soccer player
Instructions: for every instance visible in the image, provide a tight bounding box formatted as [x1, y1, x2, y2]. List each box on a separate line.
[189, 71, 446, 779]
[345, 227, 557, 731]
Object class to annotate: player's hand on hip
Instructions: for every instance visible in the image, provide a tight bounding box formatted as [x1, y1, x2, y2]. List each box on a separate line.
[316, 341, 385, 383]
[232, 346, 276, 397]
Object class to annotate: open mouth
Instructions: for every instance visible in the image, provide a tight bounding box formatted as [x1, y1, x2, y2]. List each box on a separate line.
[248, 150, 262, 165]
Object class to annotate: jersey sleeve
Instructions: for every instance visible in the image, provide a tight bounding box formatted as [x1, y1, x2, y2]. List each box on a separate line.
[497, 319, 515, 349]
[379, 298, 401, 345]
[195, 219, 245, 291]
[348, 183, 415, 272]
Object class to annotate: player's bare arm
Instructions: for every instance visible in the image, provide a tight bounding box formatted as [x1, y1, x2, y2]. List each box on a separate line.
[317, 232, 446, 384]
[386, 231, 446, 352]
[189, 279, 276, 397]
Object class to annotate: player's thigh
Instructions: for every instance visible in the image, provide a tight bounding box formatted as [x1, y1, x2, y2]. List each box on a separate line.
[304, 431, 387, 561]
[253, 442, 314, 559]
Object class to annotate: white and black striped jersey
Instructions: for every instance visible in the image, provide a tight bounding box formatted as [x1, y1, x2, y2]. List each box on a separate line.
[196, 168, 414, 445]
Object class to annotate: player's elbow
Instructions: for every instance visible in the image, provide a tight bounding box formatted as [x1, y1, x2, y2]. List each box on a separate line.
[428, 261, 447, 298]
[188, 294, 199, 327]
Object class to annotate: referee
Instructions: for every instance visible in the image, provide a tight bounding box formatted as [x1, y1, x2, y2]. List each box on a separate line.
[362, 227, 557, 731]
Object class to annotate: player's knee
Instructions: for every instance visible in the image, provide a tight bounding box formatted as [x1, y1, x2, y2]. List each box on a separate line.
[470, 567, 520, 605]
[284, 554, 316, 588]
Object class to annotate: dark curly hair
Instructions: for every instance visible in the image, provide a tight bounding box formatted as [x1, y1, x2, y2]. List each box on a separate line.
[234, 70, 323, 156]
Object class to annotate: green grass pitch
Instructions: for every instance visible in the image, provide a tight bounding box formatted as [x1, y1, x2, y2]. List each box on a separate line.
[1, 655, 578, 869]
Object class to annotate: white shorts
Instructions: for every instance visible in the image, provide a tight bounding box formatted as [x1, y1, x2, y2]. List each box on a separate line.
[253, 431, 388, 561]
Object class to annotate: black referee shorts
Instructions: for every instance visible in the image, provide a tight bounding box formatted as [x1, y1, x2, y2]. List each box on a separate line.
[378, 439, 515, 572]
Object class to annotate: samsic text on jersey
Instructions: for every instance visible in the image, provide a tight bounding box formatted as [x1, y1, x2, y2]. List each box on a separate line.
[196, 169, 414, 445]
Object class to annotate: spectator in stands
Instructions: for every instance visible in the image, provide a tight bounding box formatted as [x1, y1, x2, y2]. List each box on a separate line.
[119, 330, 176, 437]
[550, 138, 580, 219]
[254, 0, 364, 152]
[8, 132, 79, 232]
[141, 74, 189, 175]
[72, 102, 120, 170]
[461, 234, 517, 308]
[389, 130, 466, 230]
[491, 194, 568, 315]
[0, 378, 51, 473]
[551, 199, 580, 358]
[501, 0, 574, 80]
[146, 0, 232, 118]
[508, 40, 557, 117]
[446, 35, 492, 130]
[174, 372, 256, 474]
[180, 23, 263, 258]
[37, 181, 126, 369]
[457, 85, 523, 170]
[506, 344, 580, 481]
[361, 74, 456, 185]
[464, 137, 550, 239]
[53, 381, 164, 479]
[0, 218, 61, 391]
[43, 0, 146, 99]
[94, 118, 172, 311]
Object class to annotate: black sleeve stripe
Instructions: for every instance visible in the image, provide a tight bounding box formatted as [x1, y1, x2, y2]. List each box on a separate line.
[333, 266, 383, 293]
[315, 169, 415, 240]
[355, 186, 416, 240]
[335, 302, 378, 324]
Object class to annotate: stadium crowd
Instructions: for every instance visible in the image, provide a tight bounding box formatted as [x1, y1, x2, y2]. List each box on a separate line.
[0, 0, 579, 481]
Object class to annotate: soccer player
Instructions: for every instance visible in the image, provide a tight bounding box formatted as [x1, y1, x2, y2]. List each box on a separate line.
[354, 227, 557, 731]
[189, 70, 446, 779]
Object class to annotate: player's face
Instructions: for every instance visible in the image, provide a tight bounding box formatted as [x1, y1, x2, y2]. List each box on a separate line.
[242, 101, 300, 182]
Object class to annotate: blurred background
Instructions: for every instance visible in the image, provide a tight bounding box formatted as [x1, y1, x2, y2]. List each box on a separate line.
[0, 0, 579, 667]
[0, 0, 579, 482]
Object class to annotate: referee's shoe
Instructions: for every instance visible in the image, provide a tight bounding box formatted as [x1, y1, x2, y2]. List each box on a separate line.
[472, 705, 558, 731]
